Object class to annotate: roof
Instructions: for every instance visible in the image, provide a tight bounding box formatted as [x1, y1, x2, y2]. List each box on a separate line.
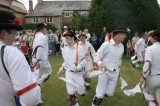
[0, 0, 27, 14]
[27, 0, 91, 17]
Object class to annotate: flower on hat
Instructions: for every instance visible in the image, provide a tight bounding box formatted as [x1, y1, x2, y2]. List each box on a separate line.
[65, 31, 71, 36]
[13, 18, 22, 25]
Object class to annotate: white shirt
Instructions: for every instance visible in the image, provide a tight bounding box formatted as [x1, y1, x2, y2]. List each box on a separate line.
[61, 43, 86, 71]
[86, 33, 91, 41]
[0, 41, 41, 106]
[32, 32, 49, 60]
[143, 42, 160, 76]
[94, 39, 124, 72]
[79, 41, 95, 61]
[135, 38, 146, 53]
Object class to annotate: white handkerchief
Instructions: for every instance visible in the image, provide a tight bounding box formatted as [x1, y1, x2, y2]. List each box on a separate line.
[58, 77, 79, 87]
[123, 83, 142, 96]
[120, 77, 128, 90]
[89, 70, 104, 78]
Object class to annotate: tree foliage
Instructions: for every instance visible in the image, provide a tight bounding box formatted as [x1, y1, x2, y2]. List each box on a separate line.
[72, 0, 160, 35]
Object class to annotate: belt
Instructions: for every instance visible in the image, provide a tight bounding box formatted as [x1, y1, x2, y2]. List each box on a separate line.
[70, 70, 83, 73]
[16, 83, 36, 96]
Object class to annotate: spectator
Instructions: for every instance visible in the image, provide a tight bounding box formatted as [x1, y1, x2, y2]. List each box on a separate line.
[20, 40, 30, 64]
[99, 27, 107, 45]
[49, 30, 56, 56]
[91, 32, 98, 51]
[132, 32, 140, 51]
[126, 39, 132, 57]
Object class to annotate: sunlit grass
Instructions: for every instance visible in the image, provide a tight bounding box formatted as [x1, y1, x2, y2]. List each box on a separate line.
[40, 56, 146, 106]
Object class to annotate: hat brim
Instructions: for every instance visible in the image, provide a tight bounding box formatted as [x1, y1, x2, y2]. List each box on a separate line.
[112, 30, 128, 34]
[64, 34, 74, 37]
[36, 26, 46, 30]
[0, 23, 23, 31]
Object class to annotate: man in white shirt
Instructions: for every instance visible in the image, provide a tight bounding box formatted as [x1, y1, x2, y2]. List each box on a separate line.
[57, 31, 86, 106]
[140, 29, 160, 106]
[0, 10, 41, 106]
[78, 32, 96, 91]
[92, 26, 129, 106]
[32, 23, 52, 85]
[131, 32, 148, 68]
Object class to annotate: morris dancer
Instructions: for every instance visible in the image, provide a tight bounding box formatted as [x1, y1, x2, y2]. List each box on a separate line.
[57, 31, 86, 106]
[0, 10, 41, 106]
[131, 32, 148, 68]
[140, 29, 160, 106]
[32, 23, 52, 85]
[78, 32, 96, 91]
[92, 26, 129, 106]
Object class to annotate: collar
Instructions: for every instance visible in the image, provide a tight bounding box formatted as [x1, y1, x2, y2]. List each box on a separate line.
[79, 41, 86, 45]
[69, 43, 77, 49]
[110, 39, 121, 46]
[153, 42, 159, 46]
[110, 39, 116, 45]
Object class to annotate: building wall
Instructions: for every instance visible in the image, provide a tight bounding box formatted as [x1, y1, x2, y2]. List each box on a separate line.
[53, 16, 61, 29]
[62, 13, 73, 28]
[25, 16, 61, 29]
[25, 17, 33, 23]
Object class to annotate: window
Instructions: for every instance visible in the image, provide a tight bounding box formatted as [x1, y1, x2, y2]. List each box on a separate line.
[46, 17, 53, 23]
[65, 13, 70, 17]
[33, 17, 39, 23]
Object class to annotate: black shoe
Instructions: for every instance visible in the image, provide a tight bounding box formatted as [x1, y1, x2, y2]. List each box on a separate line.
[69, 98, 77, 106]
[104, 94, 109, 97]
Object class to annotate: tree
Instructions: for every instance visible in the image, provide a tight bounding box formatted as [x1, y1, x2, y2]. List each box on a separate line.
[73, 0, 160, 36]
[72, 11, 88, 31]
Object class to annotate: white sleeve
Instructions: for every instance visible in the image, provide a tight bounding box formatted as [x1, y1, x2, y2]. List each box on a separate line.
[62, 62, 67, 69]
[135, 39, 141, 52]
[5, 47, 41, 105]
[35, 38, 47, 60]
[89, 43, 96, 58]
[142, 47, 153, 78]
[77, 46, 86, 71]
[94, 42, 109, 66]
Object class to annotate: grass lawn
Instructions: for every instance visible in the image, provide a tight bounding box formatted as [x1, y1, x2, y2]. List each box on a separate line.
[40, 56, 146, 106]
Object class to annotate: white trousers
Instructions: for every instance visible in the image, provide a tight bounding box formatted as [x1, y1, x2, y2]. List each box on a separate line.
[65, 71, 85, 95]
[95, 70, 119, 98]
[144, 75, 160, 105]
[84, 60, 93, 78]
[137, 52, 144, 62]
[33, 59, 52, 84]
